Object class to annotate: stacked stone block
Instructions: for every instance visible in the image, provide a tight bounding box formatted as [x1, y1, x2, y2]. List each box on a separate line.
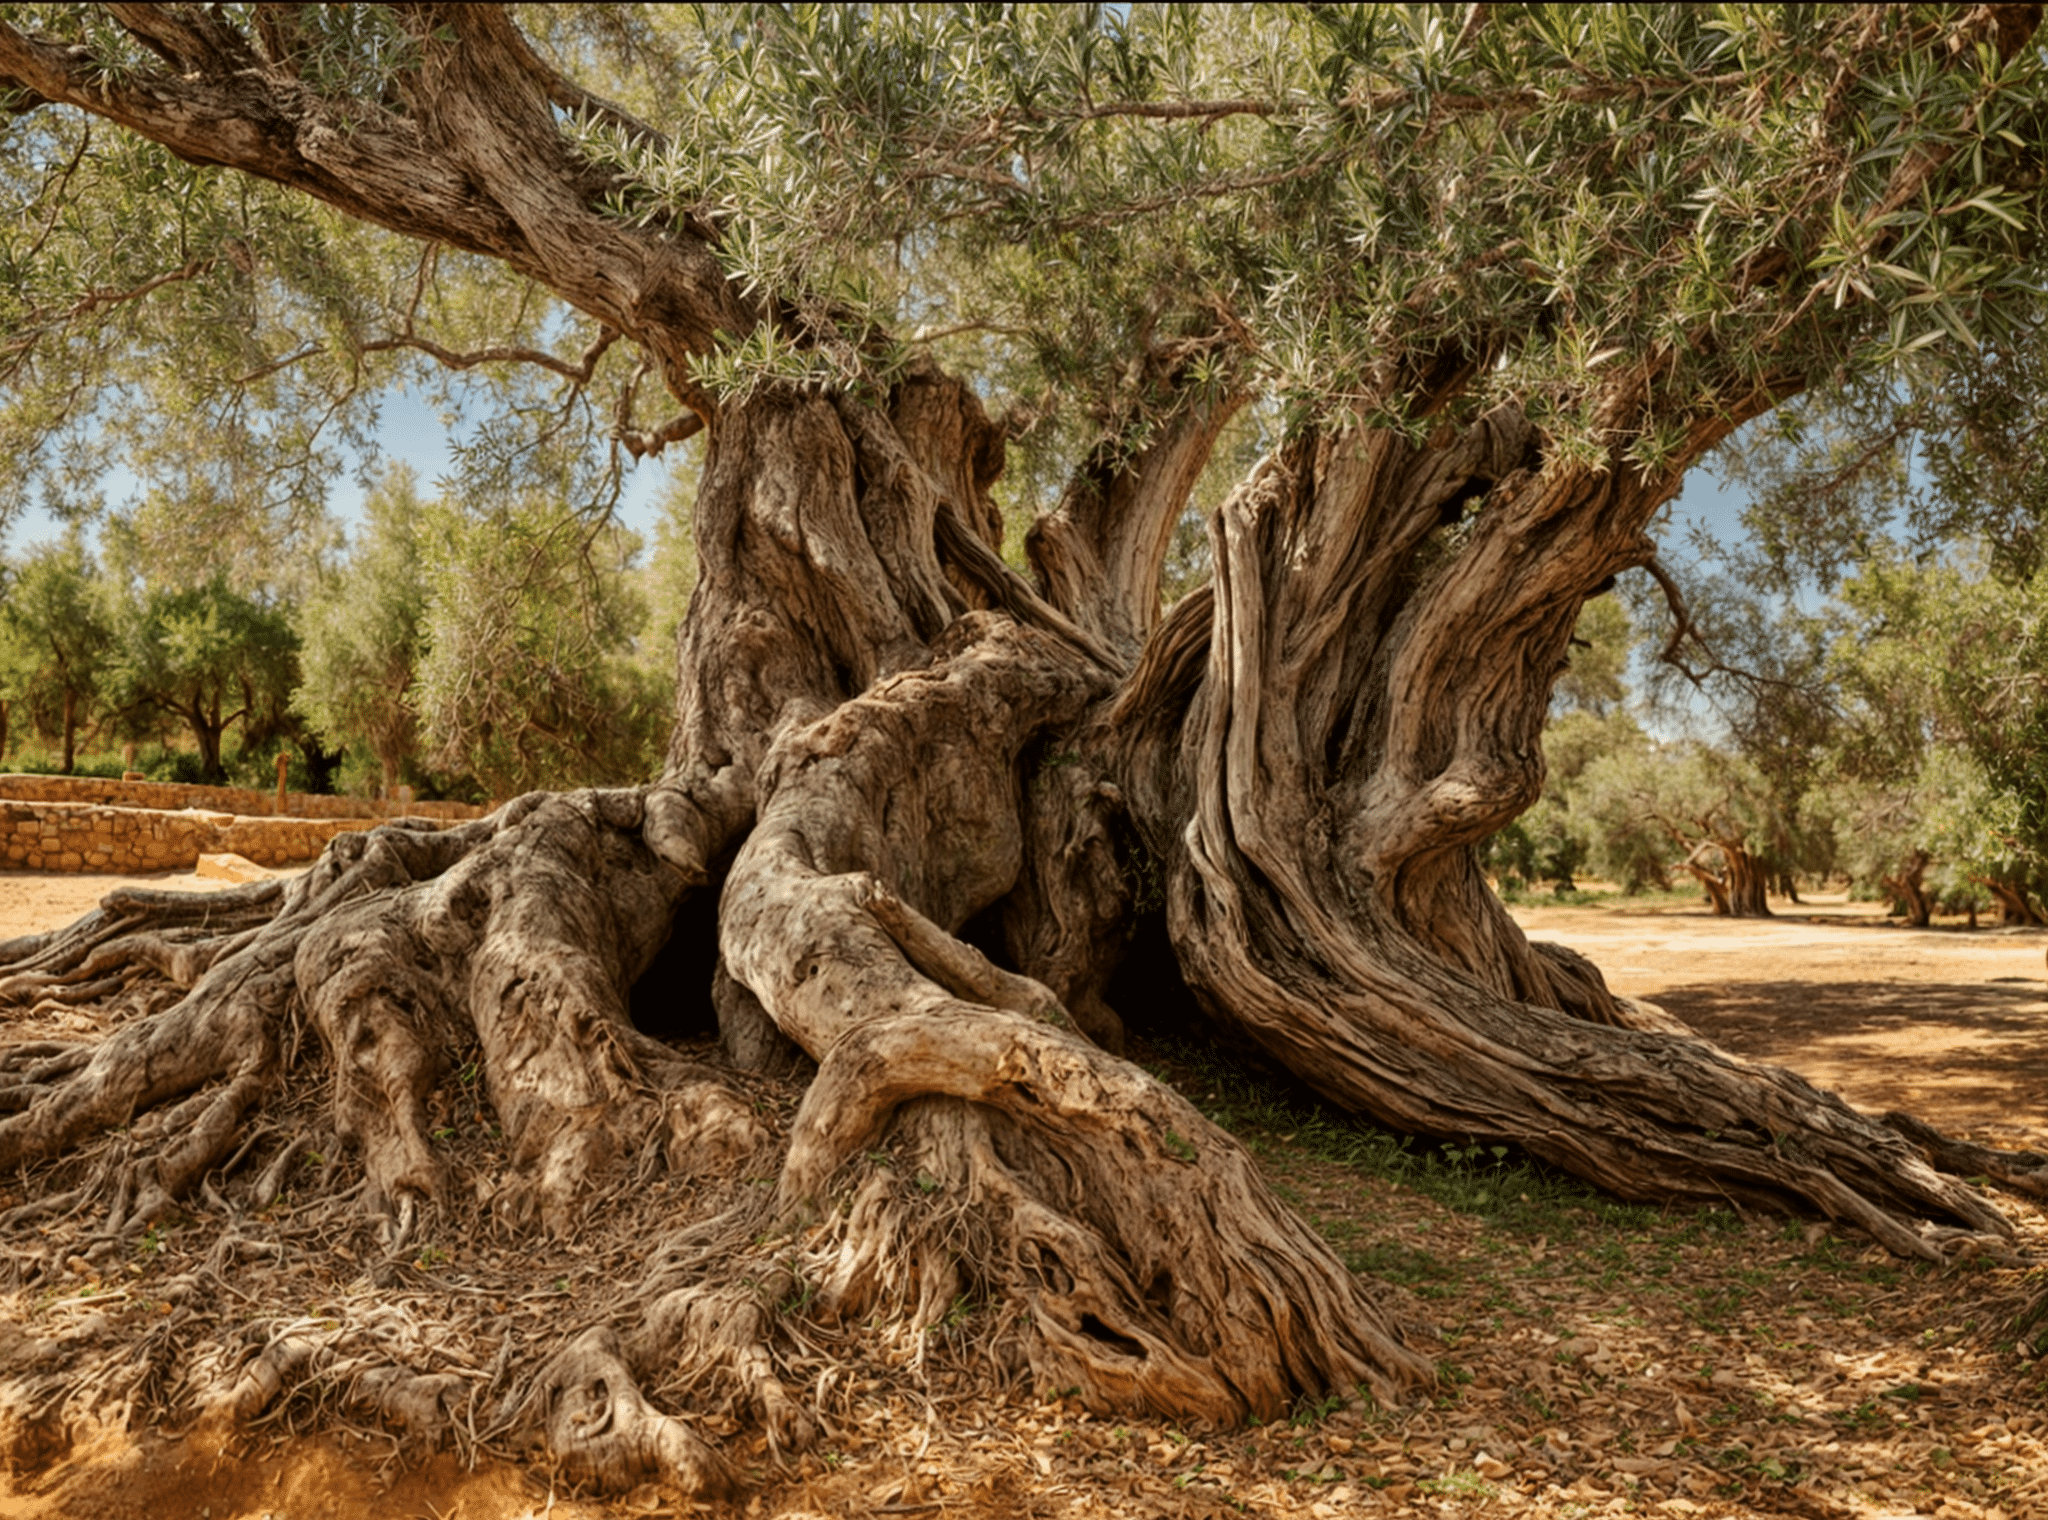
[0, 774, 485, 822]
[0, 776, 493, 873]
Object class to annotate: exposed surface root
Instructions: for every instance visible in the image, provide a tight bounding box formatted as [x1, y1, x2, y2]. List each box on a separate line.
[786, 1084, 1432, 1421]
[8, 603, 2031, 1499]
[1145, 460, 2024, 1264]
[719, 616, 1433, 1419]
[1884, 1111, 2048, 1201]
[3, 708, 1424, 1498]
[1171, 841, 2017, 1263]
[0, 796, 804, 1498]
[0, 880, 285, 1012]
[518, 1327, 738, 1500]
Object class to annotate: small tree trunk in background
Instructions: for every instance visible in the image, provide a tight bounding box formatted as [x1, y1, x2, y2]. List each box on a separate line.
[189, 695, 239, 784]
[1683, 840, 1771, 918]
[1977, 876, 2047, 927]
[1685, 859, 1734, 916]
[60, 686, 76, 774]
[1725, 845, 1773, 916]
[1883, 851, 1934, 928]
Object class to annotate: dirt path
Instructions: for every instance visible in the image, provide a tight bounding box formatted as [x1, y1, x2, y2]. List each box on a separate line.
[1512, 896, 2048, 1151]
[0, 869, 287, 944]
[1, 881, 2043, 1519]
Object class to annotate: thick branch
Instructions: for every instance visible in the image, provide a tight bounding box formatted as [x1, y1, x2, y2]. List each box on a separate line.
[492, 12, 671, 148]
[0, 20, 521, 258]
[0, 6, 748, 367]
[103, 2, 260, 73]
[1027, 394, 1244, 661]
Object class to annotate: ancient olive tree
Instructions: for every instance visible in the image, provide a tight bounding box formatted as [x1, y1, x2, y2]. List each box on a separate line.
[4, 2, 2048, 1497]
[0, 535, 109, 772]
[1577, 740, 1784, 916]
[103, 572, 302, 782]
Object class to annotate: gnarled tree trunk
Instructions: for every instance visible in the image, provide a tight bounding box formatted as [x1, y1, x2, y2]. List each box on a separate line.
[0, 3, 2034, 1502]
[1884, 850, 1935, 928]
[1974, 874, 2047, 927]
[1683, 837, 1774, 918]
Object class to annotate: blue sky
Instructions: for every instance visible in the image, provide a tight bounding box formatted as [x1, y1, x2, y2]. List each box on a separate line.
[1658, 465, 1750, 560]
[6, 395, 1755, 576]
[1, 387, 681, 559]
[365, 389, 677, 540]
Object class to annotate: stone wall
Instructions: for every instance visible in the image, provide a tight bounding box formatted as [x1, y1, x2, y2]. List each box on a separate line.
[0, 777, 493, 874]
[0, 773, 488, 821]
[1, 799, 471, 873]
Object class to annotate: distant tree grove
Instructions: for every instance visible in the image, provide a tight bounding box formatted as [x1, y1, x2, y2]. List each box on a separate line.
[0, 457, 700, 796]
[1489, 542, 2048, 926]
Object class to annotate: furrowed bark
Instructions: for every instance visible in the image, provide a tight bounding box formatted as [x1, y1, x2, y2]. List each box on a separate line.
[719, 614, 1429, 1418]
[1122, 418, 2014, 1260]
[1027, 395, 1244, 660]
[1684, 839, 1773, 918]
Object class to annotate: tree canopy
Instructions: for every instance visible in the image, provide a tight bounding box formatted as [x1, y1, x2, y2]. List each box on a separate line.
[6, 5, 2046, 543]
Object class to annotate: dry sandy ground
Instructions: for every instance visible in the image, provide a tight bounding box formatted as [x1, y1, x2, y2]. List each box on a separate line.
[1, 876, 2043, 1520]
[0, 868, 293, 945]
[1511, 895, 2048, 1151]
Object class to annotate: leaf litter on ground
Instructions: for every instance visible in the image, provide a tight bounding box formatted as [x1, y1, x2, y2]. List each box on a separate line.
[2, 1020, 2044, 1520]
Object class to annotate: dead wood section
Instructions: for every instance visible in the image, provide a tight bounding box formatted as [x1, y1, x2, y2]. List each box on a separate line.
[0, 2, 2044, 1502]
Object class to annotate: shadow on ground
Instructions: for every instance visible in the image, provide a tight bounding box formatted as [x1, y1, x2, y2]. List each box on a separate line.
[1660, 977, 2048, 1144]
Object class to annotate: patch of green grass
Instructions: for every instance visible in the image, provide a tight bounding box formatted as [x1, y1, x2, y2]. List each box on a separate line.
[1289, 1393, 1346, 1426]
[1417, 1468, 1497, 1498]
[1343, 1240, 1456, 1292]
[1795, 1231, 1916, 1285]
[1690, 1282, 1751, 1333]
[1712, 1444, 1801, 1484]
[1150, 1037, 1658, 1239]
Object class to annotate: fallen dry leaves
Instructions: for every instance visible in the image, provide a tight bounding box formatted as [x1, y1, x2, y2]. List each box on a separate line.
[744, 1092, 2048, 1520]
[4, 888, 2045, 1520]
